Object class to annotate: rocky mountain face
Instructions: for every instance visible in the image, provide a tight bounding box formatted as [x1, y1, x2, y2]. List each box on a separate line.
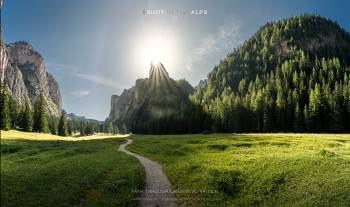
[108, 62, 194, 123]
[0, 39, 62, 116]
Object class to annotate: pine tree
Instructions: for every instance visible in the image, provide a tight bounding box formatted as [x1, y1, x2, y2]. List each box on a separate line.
[49, 117, 59, 135]
[308, 84, 323, 131]
[0, 82, 11, 130]
[67, 122, 73, 136]
[58, 110, 68, 136]
[303, 104, 309, 131]
[33, 92, 49, 133]
[293, 103, 304, 132]
[329, 84, 344, 132]
[9, 98, 21, 129]
[79, 122, 85, 136]
[105, 121, 113, 134]
[22, 101, 33, 132]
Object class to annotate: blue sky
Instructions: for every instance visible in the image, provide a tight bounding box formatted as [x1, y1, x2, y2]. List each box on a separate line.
[2, 0, 349, 120]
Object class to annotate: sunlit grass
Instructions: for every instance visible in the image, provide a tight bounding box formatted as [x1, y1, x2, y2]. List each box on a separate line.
[1, 131, 144, 207]
[0, 130, 129, 141]
[128, 133, 350, 207]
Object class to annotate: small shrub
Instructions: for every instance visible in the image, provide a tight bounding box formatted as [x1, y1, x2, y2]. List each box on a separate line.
[182, 146, 196, 152]
[270, 142, 290, 146]
[262, 172, 288, 196]
[187, 140, 206, 144]
[319, 149, 335, 157]
[169, 150, 185, 156]
[207, 144, 228, 151]
[209, 168, 243, 196]
[232, 143, 253, 148]
[327, 142, 342, 148]
[1, 145, 21, 154]
[258, 141, 270, 146]
[187, 165, 200, 172]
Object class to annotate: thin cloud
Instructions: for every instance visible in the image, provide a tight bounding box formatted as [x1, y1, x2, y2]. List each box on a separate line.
[186, 17, 242, 71]
[48, 62, 124, 89]
[71, 89, 91, 97]
[71, 72, 123, 89]
[47, 62, 79, 72]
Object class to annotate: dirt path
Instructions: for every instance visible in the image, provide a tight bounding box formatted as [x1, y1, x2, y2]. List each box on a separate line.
[119, 139, 178, 207]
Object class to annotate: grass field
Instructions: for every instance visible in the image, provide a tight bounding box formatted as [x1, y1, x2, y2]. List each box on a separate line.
[1, 131, 145, 207]
[127, 133, 350, 207]
[2, 131, 350, 207]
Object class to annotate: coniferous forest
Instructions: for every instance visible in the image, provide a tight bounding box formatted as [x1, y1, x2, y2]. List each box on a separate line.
[191, 14, 350, 133]
[0, 82, 108, 136]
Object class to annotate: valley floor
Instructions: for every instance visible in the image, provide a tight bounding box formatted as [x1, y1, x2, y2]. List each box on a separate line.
[127, 133, 350, 207]
[1, 131, 145, 207]
[1, 131, 350, 207]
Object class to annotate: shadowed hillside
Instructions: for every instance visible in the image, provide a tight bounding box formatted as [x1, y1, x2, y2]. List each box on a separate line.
[108, 62, 211, 134]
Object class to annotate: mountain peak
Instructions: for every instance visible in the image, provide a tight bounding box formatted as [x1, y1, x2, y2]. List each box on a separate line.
[109, 62, 195, 125]
[149, 62, 169, 80]
[8, 41, 34, 50]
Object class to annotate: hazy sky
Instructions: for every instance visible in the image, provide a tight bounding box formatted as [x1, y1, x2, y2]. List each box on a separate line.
[2, 0, 350, 120]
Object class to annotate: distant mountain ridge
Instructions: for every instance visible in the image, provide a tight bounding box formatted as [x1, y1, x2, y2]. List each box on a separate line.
[67, 113, 102, 123]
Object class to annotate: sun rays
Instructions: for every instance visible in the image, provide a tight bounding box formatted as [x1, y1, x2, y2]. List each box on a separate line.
[133, 29, 179, 76]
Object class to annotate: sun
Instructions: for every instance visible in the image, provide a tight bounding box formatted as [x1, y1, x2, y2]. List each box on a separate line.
[134, 31, 178, 75]
[143, 36, 170, 64]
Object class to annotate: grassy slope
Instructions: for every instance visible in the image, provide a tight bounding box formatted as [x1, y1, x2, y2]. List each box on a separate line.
[127, 133, 350, 207]
[1, 131, 145, 207]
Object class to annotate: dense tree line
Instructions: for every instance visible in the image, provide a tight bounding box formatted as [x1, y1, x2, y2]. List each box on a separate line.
[191, 14, 350, 133]
[0, 82, 109, 136]
[126, 101, 212, 134]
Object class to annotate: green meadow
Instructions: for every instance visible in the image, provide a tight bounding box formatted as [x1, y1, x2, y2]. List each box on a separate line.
[1, 132, 350, 207]
[1, 132, 145, 207]
[127, 133, 350, 207]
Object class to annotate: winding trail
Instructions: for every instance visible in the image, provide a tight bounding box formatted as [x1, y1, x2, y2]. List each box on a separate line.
[119, 139, 178, 207]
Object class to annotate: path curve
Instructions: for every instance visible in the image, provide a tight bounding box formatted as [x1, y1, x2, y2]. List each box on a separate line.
[119, 139, 178, 207]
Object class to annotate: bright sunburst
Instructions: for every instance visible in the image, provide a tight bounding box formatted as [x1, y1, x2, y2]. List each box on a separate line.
[134, 31, 178, 75]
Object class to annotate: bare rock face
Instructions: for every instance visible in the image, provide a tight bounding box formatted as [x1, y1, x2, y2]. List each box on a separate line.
[109, 78, 147, 121]
[46, 72, 62, 110]
[1, 40, 62, 116]
[108, 62, 193, 122]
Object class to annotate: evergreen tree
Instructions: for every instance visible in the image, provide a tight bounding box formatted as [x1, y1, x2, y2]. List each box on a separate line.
[303, 104, 310, 131]
[67, 122, 73, 136]
[21, 101, 33, 132]
[0, 83, 11, 130]
[9, 98, 21, 129]
[329, 84, 345, 132]
[104, 121, 113, 134]
[79, 122, 85, 136]
[33, 92, 49, 133]
[308, 84, 323, 131]
[48, 117, 59, 135]
[58, 110, 68, 136]
[293, 103, 304, 132]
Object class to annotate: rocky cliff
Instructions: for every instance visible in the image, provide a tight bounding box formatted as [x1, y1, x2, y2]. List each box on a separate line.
[108, 62, 194, 122]
[1, 40, 62, 116]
